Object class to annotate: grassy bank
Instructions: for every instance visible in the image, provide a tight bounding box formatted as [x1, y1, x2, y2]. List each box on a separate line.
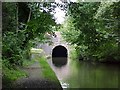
[31, 48, 60, 82]
[38, 56, 59, 82]
[31, 48, 61, 84]
[3, 48, 61, 88]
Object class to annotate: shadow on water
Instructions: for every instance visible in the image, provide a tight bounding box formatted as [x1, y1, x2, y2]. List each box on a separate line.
[52, 57, 67, 67]
[49, 57, 119, 88]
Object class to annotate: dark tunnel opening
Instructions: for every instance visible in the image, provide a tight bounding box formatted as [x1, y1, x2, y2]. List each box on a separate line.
[52, 45, 68, 67]
[52, 45, 67, 57]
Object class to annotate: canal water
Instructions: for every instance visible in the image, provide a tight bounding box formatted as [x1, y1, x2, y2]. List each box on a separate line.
[47, 57, 119, 88]
[40, 31, 119, 88]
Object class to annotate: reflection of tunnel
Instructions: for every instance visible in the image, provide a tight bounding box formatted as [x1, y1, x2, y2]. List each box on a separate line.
[52, 45, 68, 67]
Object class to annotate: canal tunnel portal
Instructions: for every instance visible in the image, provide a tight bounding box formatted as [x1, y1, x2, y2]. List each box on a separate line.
[52, 45, 67, 57]
[52, 45, 68, 67]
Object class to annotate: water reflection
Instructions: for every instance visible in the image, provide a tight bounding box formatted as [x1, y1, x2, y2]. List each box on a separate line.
[47, 57, 70, 82]
[66, 60, 119, 88]
[52, 57, 67, 67]
[48, 57, 119, 88]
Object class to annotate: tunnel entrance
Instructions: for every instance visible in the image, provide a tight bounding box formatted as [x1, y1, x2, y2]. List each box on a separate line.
[52, 45, 67, 57]
[52, 45, 68, 67]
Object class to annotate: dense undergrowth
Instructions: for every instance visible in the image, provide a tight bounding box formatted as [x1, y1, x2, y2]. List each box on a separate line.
[2, 61, 27, 88]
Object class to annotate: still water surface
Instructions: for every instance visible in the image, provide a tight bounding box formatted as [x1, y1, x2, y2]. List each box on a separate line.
[47, 57, 119, 88]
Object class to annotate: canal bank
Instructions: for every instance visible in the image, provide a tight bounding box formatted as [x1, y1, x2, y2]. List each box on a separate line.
[2, 49, 62, 89]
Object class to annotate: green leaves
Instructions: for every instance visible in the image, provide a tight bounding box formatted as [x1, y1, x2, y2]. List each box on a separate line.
[2, 2, 57, 66]
[61, 2, 120, 62]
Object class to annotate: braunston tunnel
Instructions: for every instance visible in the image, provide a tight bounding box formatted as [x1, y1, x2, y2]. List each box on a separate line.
[52, 45, 68, 67]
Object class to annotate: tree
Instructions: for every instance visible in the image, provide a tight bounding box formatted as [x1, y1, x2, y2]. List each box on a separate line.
[61, 2, 120, 62]
[2, 2, 57, 66]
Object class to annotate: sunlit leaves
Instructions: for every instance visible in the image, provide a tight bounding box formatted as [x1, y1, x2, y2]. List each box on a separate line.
[61, 16, 80, 45]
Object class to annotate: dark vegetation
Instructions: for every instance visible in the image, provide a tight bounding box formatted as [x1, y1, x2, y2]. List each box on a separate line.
[2, 2, 59, 87]
[2, 2, 57, 66]
[61, 2, 120, 63]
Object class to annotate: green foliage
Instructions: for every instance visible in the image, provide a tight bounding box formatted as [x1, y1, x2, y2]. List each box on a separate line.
[2, 2, 57, 87]
[61, 16, 80, 45]
[2, 2, 57, 66]
[61, 2, 120, 62]
[2, 66, 27, 81]
[2, 3, 17, 33]
[69, 46, 78, 60]
[2, 32, 24, 65]
[2, 60, 27, 88]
